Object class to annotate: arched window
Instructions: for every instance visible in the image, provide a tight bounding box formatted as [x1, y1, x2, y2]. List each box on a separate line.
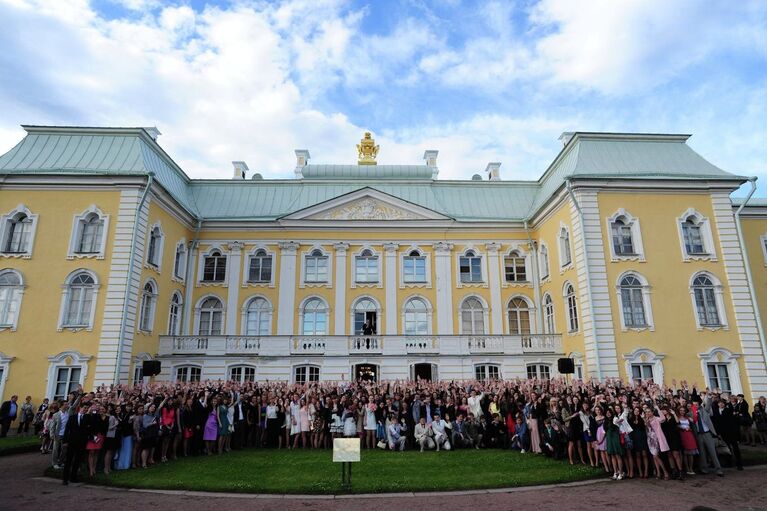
[559, 226, 572, 267]
[146, 225, 163, 267]
[353, 298, 377, 334]
[403, 249, 426, 283]
[543, 294, 555, 334]
[138, 281, 157, 332]
[248, 249, 272, 283]
[611, 217, 634, 255]
[63, 272, 97, 328]
[692, 274, 720, 327]
[460, 297, 485, 334]
[404, 298, 429, 335]
[507, 297, 531, 335]
[302, 298, 327, 335]
[0, 270, 23, 328]
[682, 216, 706, 255]
[167, 292, 182, 336]
[3, 213, 32, 254]
[355, 249, 379, 283]
[202, 250, 227, 282]
[77, 213, 105, 254]
[564, 283, 579, 332]
[305, 249, 328, 283]
[619, 275, 646, 327]
[198, 297, 223, 335]
[539, 245, 550, 279]
[459, 250, 482, 283]
[503, 250, 527, 282]
[245, 297, 271, 335]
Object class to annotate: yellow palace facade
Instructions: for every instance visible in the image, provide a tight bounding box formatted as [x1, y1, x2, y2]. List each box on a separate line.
[1, 126, 767, 402]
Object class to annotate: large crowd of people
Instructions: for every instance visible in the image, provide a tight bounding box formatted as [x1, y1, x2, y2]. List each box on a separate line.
[2, 376, 766, 485]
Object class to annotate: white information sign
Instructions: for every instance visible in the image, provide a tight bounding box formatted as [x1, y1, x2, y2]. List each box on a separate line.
[333, 438, 361, 462]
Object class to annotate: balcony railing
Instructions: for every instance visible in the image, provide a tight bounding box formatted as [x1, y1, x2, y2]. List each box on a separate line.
[159, 334, 561, 357]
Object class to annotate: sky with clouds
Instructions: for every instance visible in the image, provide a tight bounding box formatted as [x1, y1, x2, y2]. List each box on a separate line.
[1, 0, 766, 193]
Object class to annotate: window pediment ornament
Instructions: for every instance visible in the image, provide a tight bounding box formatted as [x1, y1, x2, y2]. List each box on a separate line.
[0, 204, 39, 259]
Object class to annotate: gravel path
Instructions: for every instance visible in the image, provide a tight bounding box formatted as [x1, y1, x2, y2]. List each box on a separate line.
[1, 452, 765, 511]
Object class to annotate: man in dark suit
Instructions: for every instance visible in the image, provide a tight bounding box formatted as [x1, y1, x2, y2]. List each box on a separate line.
[0, 395, 18, 437]
[62, 401, 92, 485]
[713, 398, 743, 470]
[232, 393, 250, 450]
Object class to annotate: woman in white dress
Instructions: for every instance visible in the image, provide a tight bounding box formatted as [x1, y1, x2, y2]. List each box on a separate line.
[363, 399, 378, 449]
[343, 403, 358, 438]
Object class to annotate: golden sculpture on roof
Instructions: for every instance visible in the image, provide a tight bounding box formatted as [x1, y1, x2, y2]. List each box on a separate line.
[357, 131, 379, 165]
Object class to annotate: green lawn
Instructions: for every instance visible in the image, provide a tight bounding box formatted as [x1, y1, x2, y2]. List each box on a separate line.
[0, 435, 40, 456]
[85, 449, 601, 494]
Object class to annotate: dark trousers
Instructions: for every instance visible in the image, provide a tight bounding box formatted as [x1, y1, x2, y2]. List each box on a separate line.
[17, 420, 31, 435]
[266, 418, 279, 447]
[62, 444, 84, 482]
[0, 418, 12, 437]
[232, 420, 247, 449]
[726, 441, 743, 468]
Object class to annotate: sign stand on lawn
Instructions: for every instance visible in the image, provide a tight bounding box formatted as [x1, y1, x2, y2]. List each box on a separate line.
[333, 438, 360, 490]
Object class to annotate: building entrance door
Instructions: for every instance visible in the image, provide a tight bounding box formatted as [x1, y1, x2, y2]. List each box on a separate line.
[413, 363, 432, 381]
[354, 364, 377, 382]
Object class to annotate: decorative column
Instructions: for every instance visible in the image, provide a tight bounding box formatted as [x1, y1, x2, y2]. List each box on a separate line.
[434, 242, 454, 335]
[485, 242, 503, 334]
[383, 243, 399, 334]
[225, 241, 244, 335]
[277, 242, 300, 335]
[333, 242, 349, 335]
[182, 240, 198, 335]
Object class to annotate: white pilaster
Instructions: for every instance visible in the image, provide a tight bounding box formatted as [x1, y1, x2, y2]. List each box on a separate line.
[333, 242, 349, 335]
[384, 243, 399, 334]
[182, 241, 197, 335]
[277, 242, 299, 335]
[486, 242, 503, 334]
[434, 242, 454, 335]
[225, 241, 243, 335]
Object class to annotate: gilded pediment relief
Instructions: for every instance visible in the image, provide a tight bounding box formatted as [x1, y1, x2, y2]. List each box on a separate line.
[309, 198, 424, 220]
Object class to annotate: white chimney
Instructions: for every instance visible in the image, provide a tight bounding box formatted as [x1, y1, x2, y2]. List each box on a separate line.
[559, 132, 575, 146]
[295, 149, 310, 179]
[485, 162, 501, 181]
[423, 150, 439, 179]
[232, 161, 248, 180]
[143, 126, 161, 141]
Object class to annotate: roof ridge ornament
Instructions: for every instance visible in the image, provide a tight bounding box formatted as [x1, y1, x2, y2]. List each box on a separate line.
[357, 132, 379, 165]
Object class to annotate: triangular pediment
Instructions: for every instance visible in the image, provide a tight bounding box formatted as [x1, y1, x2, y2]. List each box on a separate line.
[281, 188, 451, 221]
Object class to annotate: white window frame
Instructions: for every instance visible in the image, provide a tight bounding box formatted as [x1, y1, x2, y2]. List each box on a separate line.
[349, 295, 381, 335]
[0, 352, 14, 401]
[45, 350, 91, 402]
[229, 364, 257, 383]
[526, 363, 551, 380]
[760, 234, 767, 266]
[167, 291, 183, 336]
[542, 293, 555, 334]
[689, 271, 728, 331]
[677, 208, 716, 262]
[352, 246, 382, 287]
[539, 242, 550, 281]
[144, 221, 165, 271]
[400, 246, 431, 288]
[299, 296, 329, 336]
[606, 208, 645, 262]
[569, 351, 584, 380]
[506, 294, 534, 335]
[456, 246, 487, 287]
[623, 348, 665, 385]
[474, 363, 501, 381]
[0, 204, 39, 258]
[293, 364, 320, 383]
[243, 245, 276, 287]
[300, 245, 332, 287]
[402, 295, 433, 336]
[0, 269, 25, 331]
[503, 248, 529, 284]
[563, 281, 579, 333]
[132, 352, 151, 385]
[172, 239, 187, 282]
[174, 365, 202, 383]
[138, 278, 158, 333]
[458, 295, 489, 335]
[197, 245, 229, 285]
[67, 205, 109, 260]
[240, 295, 273, 336]
[57, 269, 100, 331]
[698, 347, 743, 395]
[615, 271, 655, 331]
[558, 224, 572, 270]
[193, 294, 225, 335]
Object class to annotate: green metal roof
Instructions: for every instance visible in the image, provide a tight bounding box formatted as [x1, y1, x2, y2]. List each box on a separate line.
[0, 127, 749, 223]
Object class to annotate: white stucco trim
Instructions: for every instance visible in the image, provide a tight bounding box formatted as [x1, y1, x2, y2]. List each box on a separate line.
[196, 244, 230, 287]
[688, 271, 729, 331]
[615, 270, 655, 332]
[242, 244, 276, 288]
[399, 245, 432, 289]
[240, 294, 273, 336]
[0, 352, 14, 401]
[299, 244, 333, 288]
[402, 294, 434, 336]
[57, 268, 101, 332]
[698, 346, 743, 395]
[455, 244, 488, 289]
[193, 293, 226, 335]
[349, 295, 382, 335]
[144, 220, 165, 272]
[351, 244, 383, 288]
[605, 208, 646, 262]
[0, 204, 39, 259]
[623, 348, 665, 385]
[46, 350, 92, 401]
[67, 204, 110, 260]
[677, 208, 717, 262]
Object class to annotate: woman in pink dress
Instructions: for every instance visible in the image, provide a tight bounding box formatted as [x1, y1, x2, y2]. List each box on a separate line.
[299, 399, 310, 449]
[643, 405, 670, 479]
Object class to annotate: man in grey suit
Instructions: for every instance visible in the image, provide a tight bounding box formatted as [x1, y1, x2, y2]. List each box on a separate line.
[693, 393, 724, 477]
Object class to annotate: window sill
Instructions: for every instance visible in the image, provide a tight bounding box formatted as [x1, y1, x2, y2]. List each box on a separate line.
[67, 252, 105, 260]
[58, 325, 93, 332]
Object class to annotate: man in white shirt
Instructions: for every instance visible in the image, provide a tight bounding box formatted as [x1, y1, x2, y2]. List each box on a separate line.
[468, 389, 484, 421]
[388, 418, 407, 451]
[431, 413, 451, 451]
[414, 417, 435, 452]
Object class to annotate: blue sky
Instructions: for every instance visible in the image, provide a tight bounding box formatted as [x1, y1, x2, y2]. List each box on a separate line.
[1, 0, 766, 194]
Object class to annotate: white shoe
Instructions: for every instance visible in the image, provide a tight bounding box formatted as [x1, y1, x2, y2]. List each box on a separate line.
[611, 473, 617, 480]
[520, 449, 526, 454]
[617, 473, 624, 480]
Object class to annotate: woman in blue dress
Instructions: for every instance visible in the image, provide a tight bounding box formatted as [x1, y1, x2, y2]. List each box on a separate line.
[217, 396, 232, 454]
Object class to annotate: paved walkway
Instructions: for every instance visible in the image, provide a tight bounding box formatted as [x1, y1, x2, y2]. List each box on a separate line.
[2, 452, 766, 511]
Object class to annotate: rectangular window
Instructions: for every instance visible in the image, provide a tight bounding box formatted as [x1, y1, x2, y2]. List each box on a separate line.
[295, 366, 319, 383]
[176, 366, 201, 383]
[203, 255, 226, 282]
[630, 363, 654, 383]
[459, 256, 482, 282]
[707, 363, 731, 392]
[694, 288, 720, 326]
[174, 247, 185, 279]
[305, 256, 328, 282]
[475, 365, 486, 381]
[248, 255, 272, 282]
[133, 365, 143, 385]
[683, 224, 706, 255]
[403, 256, 426, 283]
[54, 367, 81, 401]
[355, 256, 379, 283]
[503, 256, 526, 282]
[526, 364, 551, 380]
